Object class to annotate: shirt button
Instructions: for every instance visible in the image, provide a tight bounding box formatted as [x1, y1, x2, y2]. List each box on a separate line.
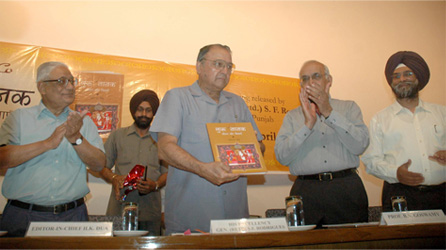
[55, 160, 59, 164]
[223, 191, 227, 195]
[323, 146, 326, 148]
[322, 132, 325, 135]
[324, 160, 327, 163]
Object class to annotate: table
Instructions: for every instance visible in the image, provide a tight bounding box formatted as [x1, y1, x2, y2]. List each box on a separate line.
[0, 223, 444, 249]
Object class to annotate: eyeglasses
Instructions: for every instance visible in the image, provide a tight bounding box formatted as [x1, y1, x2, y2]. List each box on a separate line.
[300, 73, 325, 84]
[136, 107, 153, 114]
[42, 77, 78, 88]
[201, 58, 235, 73]
[391, 71, 415, 81]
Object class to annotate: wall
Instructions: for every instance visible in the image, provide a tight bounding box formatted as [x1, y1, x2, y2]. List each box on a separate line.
[0, 1, 444, 217]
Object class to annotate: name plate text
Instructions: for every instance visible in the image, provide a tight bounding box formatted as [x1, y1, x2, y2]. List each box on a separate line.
[380, 209, 446, 226]
[26, 222, 113, 237]
[210, 217, 288, 234]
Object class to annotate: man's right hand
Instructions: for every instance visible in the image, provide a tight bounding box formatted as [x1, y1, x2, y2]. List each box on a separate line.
[198, 161, 240, 186]
[299, 90, 317, 129]
[45, 124, 66, 150]
[396, 159, 424, 186]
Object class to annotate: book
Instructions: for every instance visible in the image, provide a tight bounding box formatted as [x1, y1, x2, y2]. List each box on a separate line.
[206, 123, 267, 175]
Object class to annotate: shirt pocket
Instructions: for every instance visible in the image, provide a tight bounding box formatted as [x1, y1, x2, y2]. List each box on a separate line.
[432, 123, 445, 146]
[117, 155, 132, 166]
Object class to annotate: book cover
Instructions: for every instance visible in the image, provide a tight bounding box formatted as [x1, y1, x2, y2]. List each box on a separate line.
[206, 123, 267, 174]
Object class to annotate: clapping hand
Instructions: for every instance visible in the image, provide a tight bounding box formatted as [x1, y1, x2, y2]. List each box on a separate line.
[397, 159, 424, 186]
[65, 110, 88, 143]
[429, 150, 446, 166]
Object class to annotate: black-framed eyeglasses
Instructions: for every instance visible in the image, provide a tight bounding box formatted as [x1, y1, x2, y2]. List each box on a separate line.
[391, 71, 415, 81]
[201, 58, 235, 73]
[41, 77, 78, 88]
[300, 73, 325, 84]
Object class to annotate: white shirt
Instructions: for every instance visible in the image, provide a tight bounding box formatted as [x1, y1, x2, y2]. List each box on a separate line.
[362, 100, 446, 185]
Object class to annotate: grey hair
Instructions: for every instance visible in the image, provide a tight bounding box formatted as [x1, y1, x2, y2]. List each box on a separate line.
[197, 44, 232, 62]
[301, 60, 331, 79]
[36, 61, 69, 83]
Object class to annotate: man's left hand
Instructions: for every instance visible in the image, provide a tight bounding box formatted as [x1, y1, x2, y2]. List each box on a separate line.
[306, 80, 332, 118]
[65, 110, 88, 142]
[429, 150, 446, 166]
[137, 179, 157, 194]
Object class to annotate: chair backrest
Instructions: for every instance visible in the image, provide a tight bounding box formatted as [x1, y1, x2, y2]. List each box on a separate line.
[265, 209, 286, 218]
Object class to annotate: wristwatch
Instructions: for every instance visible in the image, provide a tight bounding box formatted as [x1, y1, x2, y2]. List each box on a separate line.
[71, 135, 84, 146]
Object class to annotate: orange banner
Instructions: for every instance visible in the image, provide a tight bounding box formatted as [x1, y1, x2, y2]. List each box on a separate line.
[0, 41, 300, 173]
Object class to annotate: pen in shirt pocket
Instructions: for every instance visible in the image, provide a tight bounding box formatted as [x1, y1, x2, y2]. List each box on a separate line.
[433, 124, 444, 134]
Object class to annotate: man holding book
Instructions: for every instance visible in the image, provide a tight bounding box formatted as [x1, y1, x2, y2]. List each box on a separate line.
[150, 44, 265, 235]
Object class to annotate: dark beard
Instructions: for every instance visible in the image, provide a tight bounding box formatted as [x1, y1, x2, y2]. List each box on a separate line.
[134, 116, 153, 129]
[391, 81, 419, 99]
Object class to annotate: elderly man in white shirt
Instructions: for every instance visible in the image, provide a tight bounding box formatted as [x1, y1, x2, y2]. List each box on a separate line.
[362, 51, 445, 212]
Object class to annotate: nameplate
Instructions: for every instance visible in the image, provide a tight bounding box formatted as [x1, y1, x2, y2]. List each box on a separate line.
[210, 217, 288, 234]
[26, 222, 113, 237]
[380, 209, 446, 226]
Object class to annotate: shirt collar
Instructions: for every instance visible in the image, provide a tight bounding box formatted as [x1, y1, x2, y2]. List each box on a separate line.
[37, 101, 71, 119]
[390, 99, 431, 115]
[127, 123, 151, 138]
[126, 123, 138, 136]
[416, 99, 430, 112]
[190, 80, 231, 105]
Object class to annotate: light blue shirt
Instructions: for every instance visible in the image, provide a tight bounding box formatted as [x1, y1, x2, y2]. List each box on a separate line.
[275, 98, 369, 175]
[0, 102, 104, 205]
[150, 81, 262, 233]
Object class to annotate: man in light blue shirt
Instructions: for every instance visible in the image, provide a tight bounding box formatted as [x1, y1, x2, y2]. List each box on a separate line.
[275, 60, 369, 226]
[0, 62, 105, 237]
[150, 44, 265, 235]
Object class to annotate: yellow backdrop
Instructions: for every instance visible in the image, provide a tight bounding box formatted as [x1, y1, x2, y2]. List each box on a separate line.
[0, 41, 301, 172]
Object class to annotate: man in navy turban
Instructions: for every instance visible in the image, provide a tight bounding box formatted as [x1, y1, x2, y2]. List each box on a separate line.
[363, 51, 445, 213]
[385, 51, 430, 95]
